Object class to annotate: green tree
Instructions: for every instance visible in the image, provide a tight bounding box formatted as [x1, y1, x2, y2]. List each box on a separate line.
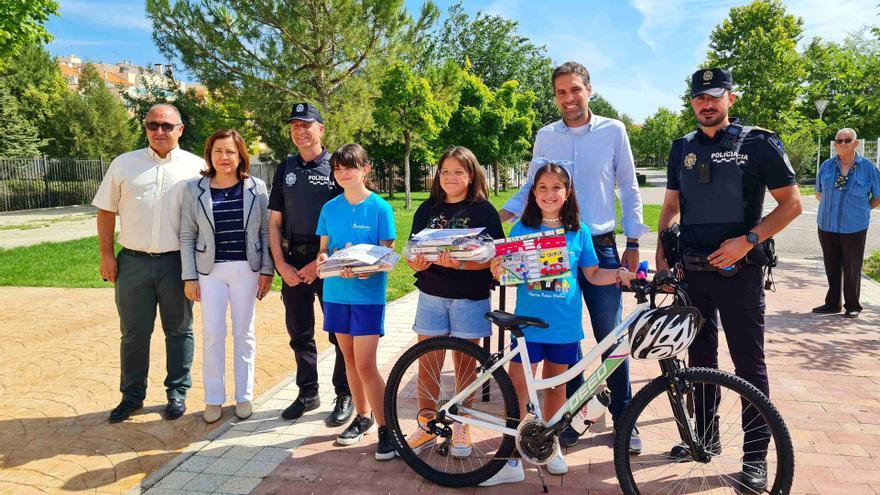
[631, 108, 680, 168]
[0, 81, 44, 157]
[46, 64, 134, 158]
[427, 3, 555, 126]
[705, 0, 804, 130]
[589, 94, 621, 121]
[0, 0, 58, 60]
[373, 61, 449, 209]
[0, 42, 67, 150]
[439, 72, 535, 194]
[145, 0, 436, 159]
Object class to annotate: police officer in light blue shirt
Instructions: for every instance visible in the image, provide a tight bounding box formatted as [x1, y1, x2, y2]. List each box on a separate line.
[500, 61, 648, 451]
[813, 128, 880, 318]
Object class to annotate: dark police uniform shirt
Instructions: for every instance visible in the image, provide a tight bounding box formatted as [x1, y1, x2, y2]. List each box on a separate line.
[410, 199, 505, 301]
[667, 126, 796, 254]
[268, 149, 340, 243]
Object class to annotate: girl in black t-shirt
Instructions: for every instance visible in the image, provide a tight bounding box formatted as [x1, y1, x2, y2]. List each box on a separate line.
[405, 146, 504, 457]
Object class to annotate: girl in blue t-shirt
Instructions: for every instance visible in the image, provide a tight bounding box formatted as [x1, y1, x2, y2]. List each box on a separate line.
[315, 144, 396, 461]
[486, 162, 636, 483]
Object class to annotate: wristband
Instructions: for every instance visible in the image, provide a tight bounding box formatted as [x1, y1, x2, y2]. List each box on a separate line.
[625, 242, 639, 250]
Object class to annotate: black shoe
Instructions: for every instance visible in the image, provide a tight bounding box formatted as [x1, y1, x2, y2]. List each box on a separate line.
[843, 310, 860, 319]
[375, 425, 396, 460]
[559, 424, 580, 447]
[281, 394, 320, 420]
[164, 398, 186, 420]
[109, 399, 143, 423]
[337, 414, 375, 446]
[670, 419, 721, 460]
[740, 458, 768, 493]
[812, 304, 841, 314]
[325, 394, 354, 427]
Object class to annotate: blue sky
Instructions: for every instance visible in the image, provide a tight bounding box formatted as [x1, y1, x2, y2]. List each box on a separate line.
[46, 0, 878, 122]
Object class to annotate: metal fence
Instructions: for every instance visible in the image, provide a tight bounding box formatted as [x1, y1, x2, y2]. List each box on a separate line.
[828, 138, 879, 165]
[0, 157, 107, 212]
[0, 156, 531, 213]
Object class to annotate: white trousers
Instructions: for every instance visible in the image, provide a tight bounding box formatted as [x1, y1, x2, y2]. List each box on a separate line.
[198, 261, 259, 405]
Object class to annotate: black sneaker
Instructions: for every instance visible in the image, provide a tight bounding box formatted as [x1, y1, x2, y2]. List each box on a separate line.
[325, 394, 354, 427]
[337, 414, 375, 446]
[812, 304, 841, 314]
[281, 394, 320, 420]
[558, 424, 580, 447]
[670, 416, 721, 460]
[109, 399, 143, 423]
[740, 458, 768, 493]
[375, 425, 396, 460]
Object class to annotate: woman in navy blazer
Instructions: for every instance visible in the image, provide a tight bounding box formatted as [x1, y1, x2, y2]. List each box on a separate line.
[180, 129, 274, 423]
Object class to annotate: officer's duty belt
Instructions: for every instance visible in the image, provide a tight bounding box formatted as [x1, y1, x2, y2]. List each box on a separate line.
[683, 254, 743, 277]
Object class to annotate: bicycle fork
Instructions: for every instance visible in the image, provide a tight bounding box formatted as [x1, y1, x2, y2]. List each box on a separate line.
[660, 358, 713, 463]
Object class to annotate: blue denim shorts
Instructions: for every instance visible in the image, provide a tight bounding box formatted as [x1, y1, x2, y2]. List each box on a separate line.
[323, 302, 385, 336]
[412, 291, 492, 339]
[510, 340, 580, 365]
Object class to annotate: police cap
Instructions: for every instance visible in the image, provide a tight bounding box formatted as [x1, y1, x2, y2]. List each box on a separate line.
[690, 68, 733, 98]
[285, 102, 324, 124]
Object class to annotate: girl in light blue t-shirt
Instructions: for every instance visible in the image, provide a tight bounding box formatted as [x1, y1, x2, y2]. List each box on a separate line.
[315, 144, 396, 461]
[487, 162, 636, 482]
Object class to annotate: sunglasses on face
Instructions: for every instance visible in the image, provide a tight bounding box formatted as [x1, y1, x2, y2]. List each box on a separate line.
[144, 121, 180, 132]
[835, 138, 854, 144]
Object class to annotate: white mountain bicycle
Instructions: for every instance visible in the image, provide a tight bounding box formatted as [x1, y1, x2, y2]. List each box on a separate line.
[384, 271, 794, 494]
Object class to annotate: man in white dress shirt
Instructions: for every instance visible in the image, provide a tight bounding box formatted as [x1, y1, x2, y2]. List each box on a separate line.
[93, 104, 204, 423]
[500, 62, 648, 451]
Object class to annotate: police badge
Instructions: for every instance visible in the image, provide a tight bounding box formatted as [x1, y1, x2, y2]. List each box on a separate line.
[296, 104, 304, 113]
[703, 70, 713, 82]
[285, 172, 297, 185]
[684, 153, 697, 170]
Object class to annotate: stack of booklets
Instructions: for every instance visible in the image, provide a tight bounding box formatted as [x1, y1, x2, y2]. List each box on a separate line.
[405, 228, 496, 263]
[317, 244, 401, 279]
[494, 228, 571, 285]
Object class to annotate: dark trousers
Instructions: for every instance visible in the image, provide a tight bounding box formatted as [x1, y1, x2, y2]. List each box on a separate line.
[115, 250, 193, 402]
[281, 251, 349, 398]
[567, 238, 630, 422]
[818, 228, 867, 312]
[684, 265, 770, 461]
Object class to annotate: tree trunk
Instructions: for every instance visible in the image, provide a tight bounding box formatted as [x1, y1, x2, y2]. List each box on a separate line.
[386, 159, 395, 198]
[404, 132, 412, 210]
[493, 160, 500, 195]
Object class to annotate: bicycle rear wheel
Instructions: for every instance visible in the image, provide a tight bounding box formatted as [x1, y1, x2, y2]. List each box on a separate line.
[614, 367, 794, 494]
[384, 336, 519, 487]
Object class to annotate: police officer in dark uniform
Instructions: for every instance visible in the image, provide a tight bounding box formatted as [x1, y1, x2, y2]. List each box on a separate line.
[268, 103, 353, 426]
[656, 69, 802, 492]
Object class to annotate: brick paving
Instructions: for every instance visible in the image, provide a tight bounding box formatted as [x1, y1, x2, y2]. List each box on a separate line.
[136, 255, 880, 494]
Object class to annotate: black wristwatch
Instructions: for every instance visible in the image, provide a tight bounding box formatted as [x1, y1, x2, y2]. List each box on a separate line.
[745, 232, 760, 246]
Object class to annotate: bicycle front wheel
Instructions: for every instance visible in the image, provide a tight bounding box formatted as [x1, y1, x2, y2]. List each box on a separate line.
[614, 367, 794, 494]
[384, 336, 519, 487]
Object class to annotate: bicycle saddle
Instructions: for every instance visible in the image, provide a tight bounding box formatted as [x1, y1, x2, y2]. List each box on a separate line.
[484, 311, 548, 330]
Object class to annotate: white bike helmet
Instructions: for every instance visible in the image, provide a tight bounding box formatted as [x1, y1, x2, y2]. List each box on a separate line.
[628, 306, 704, 360]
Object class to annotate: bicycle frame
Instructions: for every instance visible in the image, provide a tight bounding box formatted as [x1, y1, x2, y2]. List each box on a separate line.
[438, 302, 653, 437]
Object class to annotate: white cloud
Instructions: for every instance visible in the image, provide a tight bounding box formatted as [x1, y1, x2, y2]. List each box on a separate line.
[49, 38, 131, 47]
[61, 1, 152, 31]
[541, 33, 615, 70]
[785, 0, 879, 44]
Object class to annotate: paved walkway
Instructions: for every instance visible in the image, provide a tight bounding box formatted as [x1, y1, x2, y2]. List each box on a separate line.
[136, 256, 880, 495]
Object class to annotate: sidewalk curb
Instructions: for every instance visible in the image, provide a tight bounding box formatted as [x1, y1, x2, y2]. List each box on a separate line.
[129, 291, 417, 494]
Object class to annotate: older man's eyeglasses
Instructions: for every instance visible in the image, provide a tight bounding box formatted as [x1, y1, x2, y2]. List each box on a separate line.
[144, 121, 180, 132]
[835, 138, 854, 144]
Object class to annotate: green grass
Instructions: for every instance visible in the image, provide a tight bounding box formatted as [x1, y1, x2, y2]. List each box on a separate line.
[799, 185, 817, 197]
[0, 189, 660, 300]
[865, 251, 880, 283]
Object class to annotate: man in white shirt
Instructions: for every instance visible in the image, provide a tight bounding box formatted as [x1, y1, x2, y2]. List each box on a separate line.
[500, 62, 648, 451]
[93, 104, 204, 423]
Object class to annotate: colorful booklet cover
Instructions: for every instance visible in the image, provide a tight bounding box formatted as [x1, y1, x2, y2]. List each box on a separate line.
[405, 227, 495, 262]
[493, 228, 570, 285]
[317, 244, 401, 279]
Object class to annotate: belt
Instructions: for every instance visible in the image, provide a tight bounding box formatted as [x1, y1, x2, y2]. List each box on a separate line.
[121, 248, 179, 257]
[592, 232, 615, 247]
[282, 239, 320, 256]
[683, 254, 742, 276]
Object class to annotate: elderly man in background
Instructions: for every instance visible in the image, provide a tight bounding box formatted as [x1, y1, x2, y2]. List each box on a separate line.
[93, 104, 205, 423]
[812, 128, 880, 319]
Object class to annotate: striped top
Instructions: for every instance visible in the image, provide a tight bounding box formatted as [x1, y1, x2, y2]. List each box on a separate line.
[211, 182, 247, 262]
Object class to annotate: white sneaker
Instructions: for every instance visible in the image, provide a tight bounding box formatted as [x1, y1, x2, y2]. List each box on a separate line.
[546, 444, 568, 475]
[478, 459, 525, 486]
